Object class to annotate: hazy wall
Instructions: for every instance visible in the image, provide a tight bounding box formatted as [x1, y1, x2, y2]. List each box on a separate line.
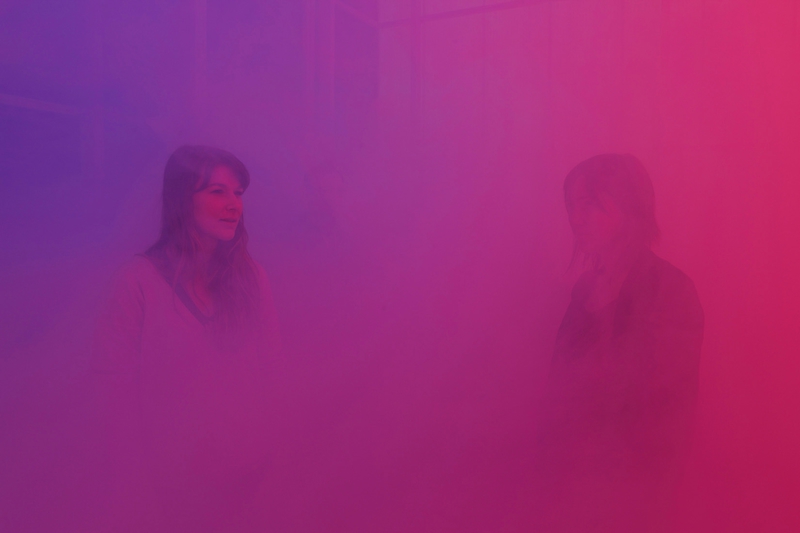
[1, 1, 798, 532]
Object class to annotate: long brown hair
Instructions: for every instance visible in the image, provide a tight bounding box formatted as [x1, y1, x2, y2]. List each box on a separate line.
[146, 145, 261, 335]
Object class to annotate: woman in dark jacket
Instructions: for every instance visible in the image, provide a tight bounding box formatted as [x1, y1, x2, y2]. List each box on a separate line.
[536, 154, 704, 532]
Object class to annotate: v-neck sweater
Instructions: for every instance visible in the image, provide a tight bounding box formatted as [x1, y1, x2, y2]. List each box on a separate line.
[91, 254, 281, 497]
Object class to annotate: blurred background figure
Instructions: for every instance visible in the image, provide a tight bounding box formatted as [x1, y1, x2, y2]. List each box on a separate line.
[534, 154, 704, 532]
[91, 146, 280, 532]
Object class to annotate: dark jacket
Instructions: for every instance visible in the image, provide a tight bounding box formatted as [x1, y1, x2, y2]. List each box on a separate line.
[535, 249, 704, 529]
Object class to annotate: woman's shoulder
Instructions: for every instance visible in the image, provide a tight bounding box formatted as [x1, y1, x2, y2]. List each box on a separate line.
[121, 254, 160, 274]
[111, 254, 163, 285]
[649, 254, 699, 298]
[92, 256, 160, 372]
[102, 254, 167, 302]
[249, 258, 273, 292]
[649, 253, 704, 328]
[250, 258, 268, 279]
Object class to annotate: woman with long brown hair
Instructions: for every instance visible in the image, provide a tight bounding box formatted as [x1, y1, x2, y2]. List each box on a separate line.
[92, 145, 280, 532]
[534, 154, 704, 532]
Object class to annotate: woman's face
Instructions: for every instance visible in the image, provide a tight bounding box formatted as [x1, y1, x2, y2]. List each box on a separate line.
[565, 175, 624, 254]
[193, 165, 244, 243]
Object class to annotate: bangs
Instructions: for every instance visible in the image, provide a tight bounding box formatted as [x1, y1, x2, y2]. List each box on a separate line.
[194, 158, 250, 193]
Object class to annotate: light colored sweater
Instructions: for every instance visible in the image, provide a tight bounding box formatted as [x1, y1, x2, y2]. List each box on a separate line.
[91, 254, 281, 529]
